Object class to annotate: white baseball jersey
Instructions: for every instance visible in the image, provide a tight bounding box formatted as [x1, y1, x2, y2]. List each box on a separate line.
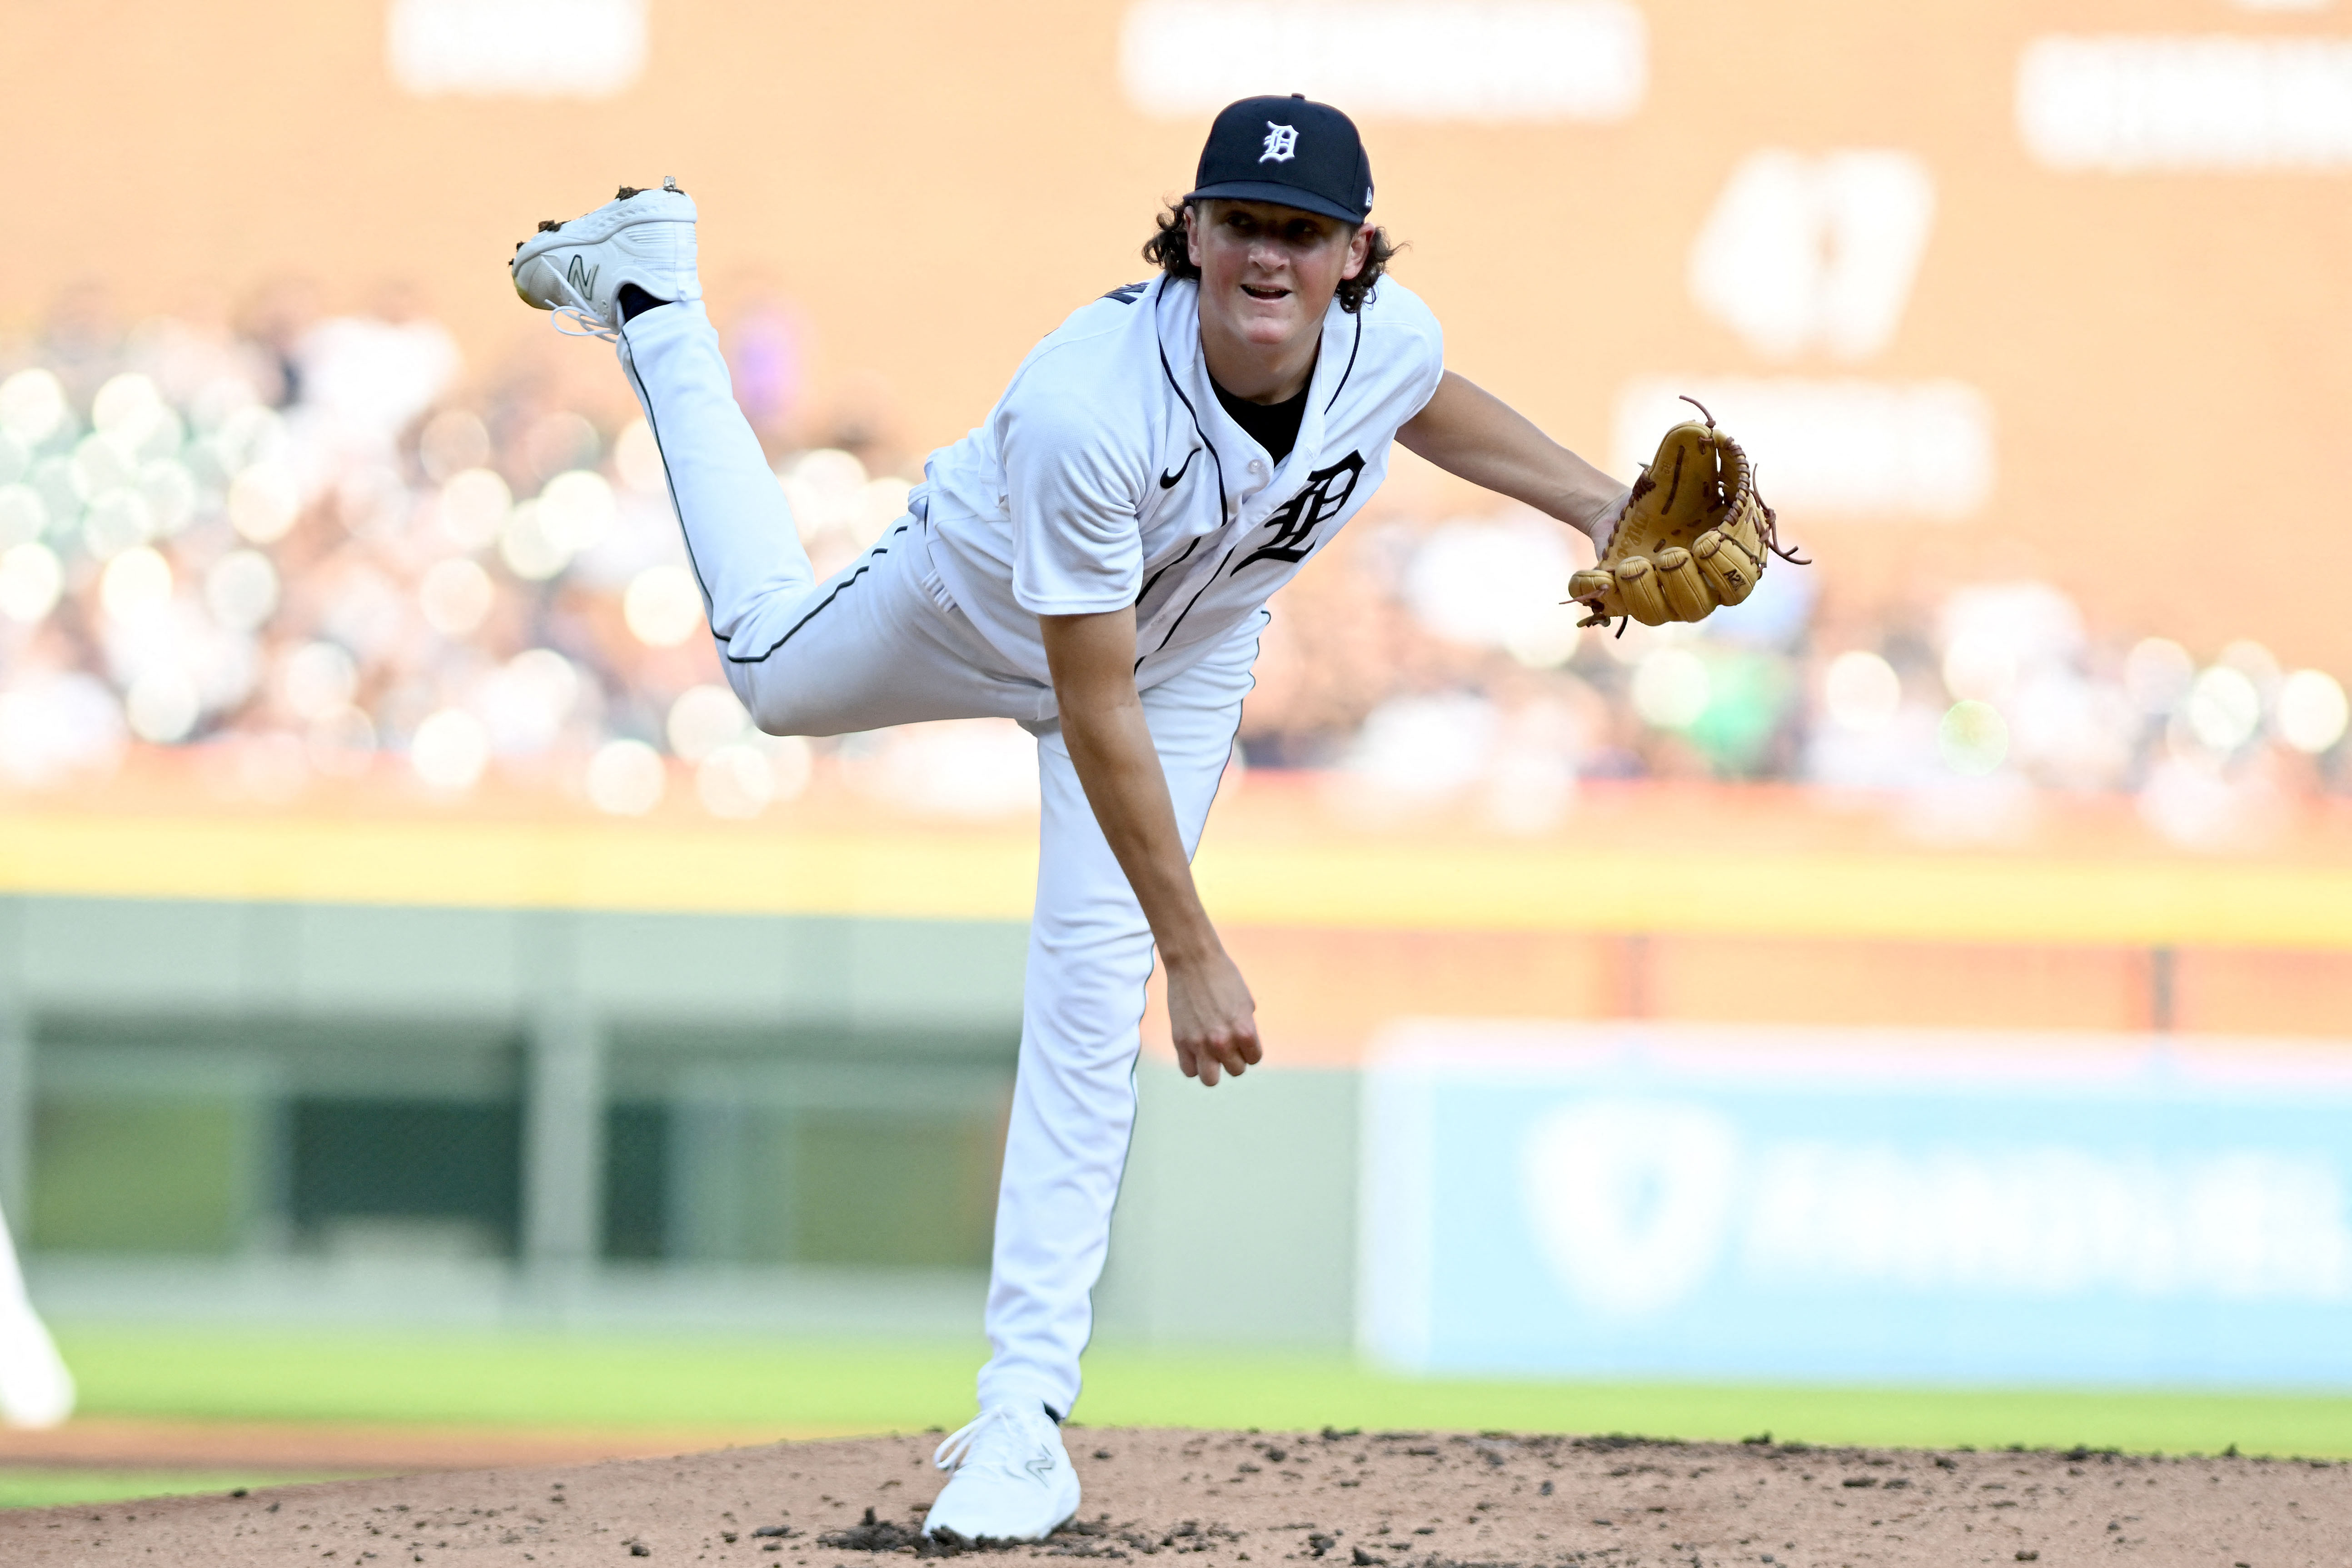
[913, 271, 1445, 689]
[613, 262, 1444, 1429]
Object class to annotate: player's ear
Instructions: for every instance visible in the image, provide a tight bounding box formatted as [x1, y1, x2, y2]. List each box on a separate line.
[1341, 223, 1373, 282]
[1184, 202, 1204, 269]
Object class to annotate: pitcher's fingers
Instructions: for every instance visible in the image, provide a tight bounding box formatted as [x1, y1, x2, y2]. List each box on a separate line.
[1206, 1030, 1249, 1080]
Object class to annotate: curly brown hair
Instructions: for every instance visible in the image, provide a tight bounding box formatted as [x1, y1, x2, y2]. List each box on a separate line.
[1142, 200, 1399, 314]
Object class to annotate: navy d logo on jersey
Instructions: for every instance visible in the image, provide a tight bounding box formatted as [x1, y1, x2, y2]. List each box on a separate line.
[1233, 451, 1363, 572]
[1260, 123, 1299, 163]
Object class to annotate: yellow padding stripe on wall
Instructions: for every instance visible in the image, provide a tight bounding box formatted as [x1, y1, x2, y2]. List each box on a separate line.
[0, 816, 1038, 922]
[1193, 844, 2352, 951]
[4, 813, 2350, 950]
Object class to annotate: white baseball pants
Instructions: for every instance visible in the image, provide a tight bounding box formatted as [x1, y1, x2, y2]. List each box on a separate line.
[618, 302, 1253, 1418]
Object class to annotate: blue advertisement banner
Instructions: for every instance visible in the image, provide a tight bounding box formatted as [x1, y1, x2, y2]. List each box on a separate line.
[1358, 1023, 2352, 1387]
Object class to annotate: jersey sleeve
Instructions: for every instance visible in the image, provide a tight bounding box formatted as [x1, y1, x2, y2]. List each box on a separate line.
[1392, 283, 1448, 419]
[997, 369, 1147, 617]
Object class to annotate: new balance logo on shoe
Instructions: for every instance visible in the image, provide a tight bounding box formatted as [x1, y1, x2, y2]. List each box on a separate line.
[567, 254, 599, 298]
[1024, 1450, 1058, 1480]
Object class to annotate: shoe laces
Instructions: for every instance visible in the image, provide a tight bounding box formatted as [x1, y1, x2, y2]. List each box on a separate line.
[553, 305, 619, 343]
[932, 1403, 1051, 1474]
[532, 264, 619, 343]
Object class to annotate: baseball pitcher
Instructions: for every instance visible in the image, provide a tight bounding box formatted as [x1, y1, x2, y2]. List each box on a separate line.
[511, 94, 1777, 1542]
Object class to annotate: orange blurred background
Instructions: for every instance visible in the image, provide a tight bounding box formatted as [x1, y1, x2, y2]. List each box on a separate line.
[5, 0, 2348, 661]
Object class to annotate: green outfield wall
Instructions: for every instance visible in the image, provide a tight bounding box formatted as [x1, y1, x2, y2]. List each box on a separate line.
[1, 893, 1360, 1350]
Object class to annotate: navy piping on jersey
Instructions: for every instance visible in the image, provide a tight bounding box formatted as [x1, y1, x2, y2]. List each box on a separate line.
[1151, 540, 1243, 666]
[723, 523, 909, 666]
[1145, 304, 1359, 665]
[1146, 332, 1235, 670]
[624, 319, 906, 669]
[1136, 534, 1202, 610]
[1325, 311, 1363, 414]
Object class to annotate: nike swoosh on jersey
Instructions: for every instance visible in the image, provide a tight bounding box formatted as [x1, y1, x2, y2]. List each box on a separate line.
[1158, 448, 1201, 489]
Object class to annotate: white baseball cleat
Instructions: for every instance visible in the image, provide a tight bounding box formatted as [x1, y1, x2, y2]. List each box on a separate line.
[921, 1402, 1081, 1543]
[510, 177, 701, 341]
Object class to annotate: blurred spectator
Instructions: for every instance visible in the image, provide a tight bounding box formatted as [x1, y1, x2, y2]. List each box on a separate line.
[0, 299, 2344, 842]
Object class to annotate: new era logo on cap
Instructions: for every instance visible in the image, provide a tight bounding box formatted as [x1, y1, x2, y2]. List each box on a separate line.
[1189, 94, 1372, 224]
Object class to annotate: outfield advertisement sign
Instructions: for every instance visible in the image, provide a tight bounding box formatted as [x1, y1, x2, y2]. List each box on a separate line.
[1359, 1023, 2352, 1386]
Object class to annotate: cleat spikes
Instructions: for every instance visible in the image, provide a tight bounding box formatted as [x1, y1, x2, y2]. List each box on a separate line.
[511, 179, 699, 338]
[662, 175, 682, 192]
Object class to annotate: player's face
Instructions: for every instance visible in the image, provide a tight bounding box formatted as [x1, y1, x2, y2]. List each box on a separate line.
[1186, 200, 1372, 350]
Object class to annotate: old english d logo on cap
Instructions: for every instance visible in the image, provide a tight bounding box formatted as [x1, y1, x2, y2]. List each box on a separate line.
[1188, 94, 1372, 224]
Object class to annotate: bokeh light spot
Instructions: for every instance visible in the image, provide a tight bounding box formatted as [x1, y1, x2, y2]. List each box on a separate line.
[2183, 665, 2262, 752]
[280, 642, 360, 724]
[436, 467, 511, 549]
[0, 483, 44, 548]
[410, 707, 491, 791]
[1939, 699, 2010, 775]
[2275, 669, 2348, 755]
[1823, 649, 1900, 732]
[0, 368, 68, 446]
[586, 737, 666, 815]
[666, 683, 750, 762]
[623, 564, 706, 647]
[497, 499, 571, 581]
[204, 550, 280, 632]
[100, 546, 174, 623]
[1632, 648, 1711, 730]
[125, 668, 201, 745]
[0, 542, 63, 624]
[228, 461, 301, 543]
[419, 556, 496, 637]
[538, 468, 616, 553]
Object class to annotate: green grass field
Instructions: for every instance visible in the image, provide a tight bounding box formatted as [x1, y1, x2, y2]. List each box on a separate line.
[0, 1469, 354, 1509]
[40, 1324, 2352, 1460]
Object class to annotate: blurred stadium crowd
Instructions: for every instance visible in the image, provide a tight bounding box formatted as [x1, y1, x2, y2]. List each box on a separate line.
[0, 302, 2345, 847]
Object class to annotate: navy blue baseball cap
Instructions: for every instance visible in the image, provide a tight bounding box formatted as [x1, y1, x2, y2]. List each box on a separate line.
[1185, 94, 1373, 225]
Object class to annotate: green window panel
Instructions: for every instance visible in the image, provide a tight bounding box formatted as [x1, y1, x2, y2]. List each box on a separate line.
[30, 1100, 255, 1255]
[288, 1099, 522, 1259]
[788, 1110, 1002, 1269]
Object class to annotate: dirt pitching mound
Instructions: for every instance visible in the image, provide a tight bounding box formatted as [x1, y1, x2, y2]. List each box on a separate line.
[1, 1427, 2345, 1567]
